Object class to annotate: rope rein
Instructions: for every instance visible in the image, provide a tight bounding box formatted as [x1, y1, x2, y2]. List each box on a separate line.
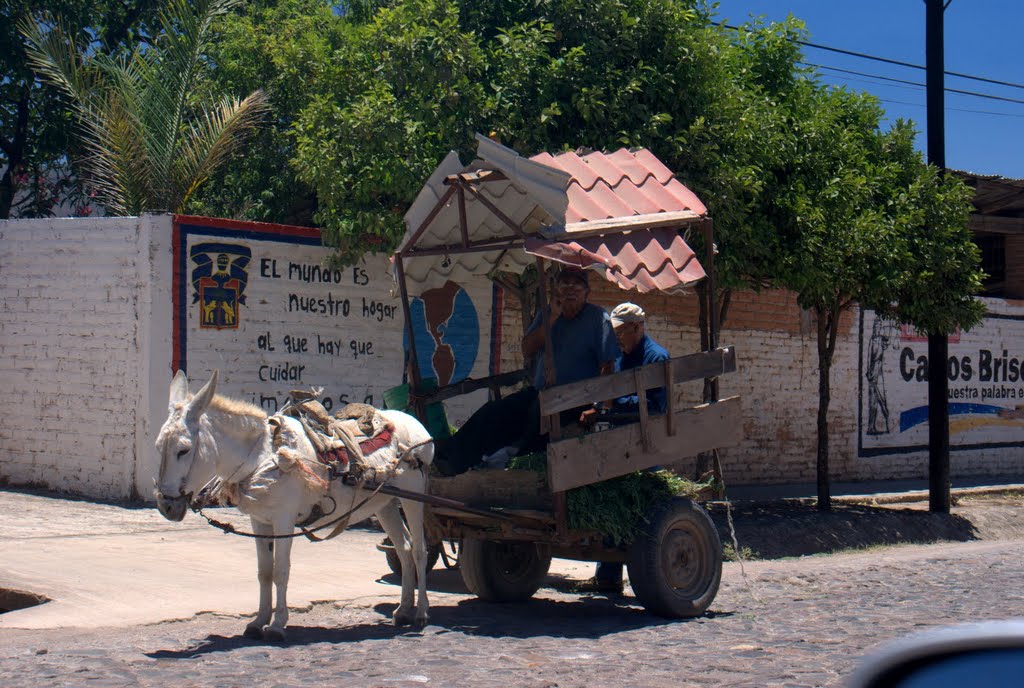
[191, 478, 386, 541]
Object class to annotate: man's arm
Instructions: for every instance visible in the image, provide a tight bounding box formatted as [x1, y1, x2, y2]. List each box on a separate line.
[522, 299, 561, 358]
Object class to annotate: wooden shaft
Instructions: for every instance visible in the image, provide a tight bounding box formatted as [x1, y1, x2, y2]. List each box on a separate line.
[394, 254, 425, 421]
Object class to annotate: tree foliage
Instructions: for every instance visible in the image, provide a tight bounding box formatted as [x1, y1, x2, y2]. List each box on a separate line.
[762, 84, 984, 509]
[186, 0, 346, 225]
[1, 0, 162, 218]
[21, 0, 269, 215]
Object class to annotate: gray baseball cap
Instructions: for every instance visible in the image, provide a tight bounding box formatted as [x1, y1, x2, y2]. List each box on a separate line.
[610, 302, 645, 327]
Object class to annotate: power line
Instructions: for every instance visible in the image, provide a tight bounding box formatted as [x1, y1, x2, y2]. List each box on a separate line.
[718, 22, 1024, 92]
[802, 63, 1024, 106]
[873, 96, 1024, 120]
[799, 38, 1024, 91]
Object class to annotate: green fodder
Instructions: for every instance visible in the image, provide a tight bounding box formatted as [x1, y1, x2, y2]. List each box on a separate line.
[507, 453, 713, 545]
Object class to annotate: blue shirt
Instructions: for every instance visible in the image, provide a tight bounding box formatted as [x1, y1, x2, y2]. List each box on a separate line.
[526, 302, 618, 389]
[613, 334, 669, 415]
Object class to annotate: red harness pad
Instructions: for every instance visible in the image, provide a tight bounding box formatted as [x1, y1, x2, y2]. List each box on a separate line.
[316, 427, 394, 471]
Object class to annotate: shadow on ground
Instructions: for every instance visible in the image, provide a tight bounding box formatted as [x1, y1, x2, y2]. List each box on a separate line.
[707, 501, 987, 559]
[144, 594, 715, 656]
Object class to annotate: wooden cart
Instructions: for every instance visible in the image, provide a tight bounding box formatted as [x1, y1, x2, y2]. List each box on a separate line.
[387, 136, 743, 618]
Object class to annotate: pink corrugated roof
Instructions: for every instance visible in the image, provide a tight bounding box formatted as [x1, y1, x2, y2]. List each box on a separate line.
[530, 148, 707, 223]
[524, 228, 705, 294]
[523, 147, 707, 293]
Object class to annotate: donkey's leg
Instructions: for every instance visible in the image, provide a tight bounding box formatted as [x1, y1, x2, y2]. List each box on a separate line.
[400, 495, 430, 626]
[263, 516, 295, 642]
[245, 519, 274, 639]
[376, 499, 417, 625]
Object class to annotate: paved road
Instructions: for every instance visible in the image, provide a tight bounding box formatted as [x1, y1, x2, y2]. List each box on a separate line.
[4, 536, 1023, 687]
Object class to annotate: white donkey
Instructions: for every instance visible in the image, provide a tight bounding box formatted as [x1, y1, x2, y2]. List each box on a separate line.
[154, 370, 434, 641]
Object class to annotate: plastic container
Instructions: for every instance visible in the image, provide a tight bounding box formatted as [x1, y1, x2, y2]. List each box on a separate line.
[383, 379, 451, 439]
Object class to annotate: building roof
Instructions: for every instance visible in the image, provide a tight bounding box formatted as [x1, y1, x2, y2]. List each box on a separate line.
[954, 170, 1024, 219]
[397, 135, 707, 295]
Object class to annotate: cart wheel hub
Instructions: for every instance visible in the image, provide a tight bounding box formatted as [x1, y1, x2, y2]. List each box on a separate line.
[662, 528, 702, 591]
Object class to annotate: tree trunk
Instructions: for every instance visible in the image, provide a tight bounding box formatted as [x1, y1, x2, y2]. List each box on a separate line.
[0, 86, 30, 219]
[695, 283, 731, 479]
[0, 165, 16, 220]
[815, 304, 840, 512]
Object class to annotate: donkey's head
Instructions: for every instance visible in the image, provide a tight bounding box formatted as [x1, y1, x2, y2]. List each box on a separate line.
[154, 369, 218, 521]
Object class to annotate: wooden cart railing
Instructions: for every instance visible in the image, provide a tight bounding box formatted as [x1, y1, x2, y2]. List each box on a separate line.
[540, 345, 741, 492]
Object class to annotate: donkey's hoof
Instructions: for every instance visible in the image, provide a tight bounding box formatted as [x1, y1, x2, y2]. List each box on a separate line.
[415, 613, 429, 628]
[243, 623, 264, 640]
[392, 609, 416, 626]
[262, 625, 287, 643]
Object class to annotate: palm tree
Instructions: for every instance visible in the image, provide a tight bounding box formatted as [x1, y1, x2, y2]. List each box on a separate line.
[21, 0, 268, 215]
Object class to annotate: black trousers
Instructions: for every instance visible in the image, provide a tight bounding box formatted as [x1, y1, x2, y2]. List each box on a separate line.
[433, 387, 586, 476]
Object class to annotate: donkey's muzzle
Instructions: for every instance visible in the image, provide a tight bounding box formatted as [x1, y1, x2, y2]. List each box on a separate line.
[156, 492, 189, 522]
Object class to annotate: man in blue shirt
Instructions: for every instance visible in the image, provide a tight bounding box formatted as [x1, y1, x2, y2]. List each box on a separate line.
[609, 302, 669, 416]
[523, 269, 618, 389]
[581, 302, 670, 595]
[432, 268, 618, 475]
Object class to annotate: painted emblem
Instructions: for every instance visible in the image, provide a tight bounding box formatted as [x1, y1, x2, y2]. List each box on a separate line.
[190, 243, 251, 329]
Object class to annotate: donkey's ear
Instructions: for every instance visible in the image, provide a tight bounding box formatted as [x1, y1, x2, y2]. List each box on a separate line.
[187, 369, 219, 421]
[169, 370, 189, 409]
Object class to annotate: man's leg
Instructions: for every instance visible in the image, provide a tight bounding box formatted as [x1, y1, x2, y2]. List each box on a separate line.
[578, 562, 624, 594]
[435, 387, 538, 475]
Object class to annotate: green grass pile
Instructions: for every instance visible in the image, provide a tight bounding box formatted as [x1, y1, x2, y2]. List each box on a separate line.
[507, 452, 714, 544]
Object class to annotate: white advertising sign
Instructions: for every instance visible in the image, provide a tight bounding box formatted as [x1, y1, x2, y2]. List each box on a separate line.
[859, 307, 1024, 456]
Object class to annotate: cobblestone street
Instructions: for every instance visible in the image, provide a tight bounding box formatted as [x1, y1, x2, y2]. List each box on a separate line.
[4, 539, 1023, 687]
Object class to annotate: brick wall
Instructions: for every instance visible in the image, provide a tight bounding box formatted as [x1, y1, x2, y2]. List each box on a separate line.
[497, 277, 1022, 487]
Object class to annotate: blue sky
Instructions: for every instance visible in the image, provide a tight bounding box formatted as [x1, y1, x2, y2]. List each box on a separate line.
[711, 1, 1024, 179]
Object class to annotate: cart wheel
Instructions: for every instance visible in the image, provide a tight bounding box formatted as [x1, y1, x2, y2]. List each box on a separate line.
[459, 539, 552, 602]
[626, 497, 722, 618]
[381, 539, 441, 577]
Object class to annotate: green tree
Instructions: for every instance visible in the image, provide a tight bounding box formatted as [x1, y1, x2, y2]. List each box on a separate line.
[1, 0, 161, 218]
[185, 0, 347, 226]
[21, 0, 269, 215]
[770, 86, 984, 510]
[293, 0, 488, 263]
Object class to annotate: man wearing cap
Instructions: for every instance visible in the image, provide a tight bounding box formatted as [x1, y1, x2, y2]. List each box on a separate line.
[607, 302, 669, 417]
[580, 301, 670, 595]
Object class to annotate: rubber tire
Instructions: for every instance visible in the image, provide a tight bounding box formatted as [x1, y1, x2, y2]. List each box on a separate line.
[385, 542, 441, 577]
[459, 539, 552, 602]
[626, 497, 722, 618]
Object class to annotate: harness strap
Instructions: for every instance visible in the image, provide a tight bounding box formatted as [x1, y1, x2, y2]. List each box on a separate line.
[190, 478, 388, 541]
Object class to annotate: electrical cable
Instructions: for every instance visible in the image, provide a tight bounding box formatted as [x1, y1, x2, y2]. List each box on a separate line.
[717, 21, 1024, 92]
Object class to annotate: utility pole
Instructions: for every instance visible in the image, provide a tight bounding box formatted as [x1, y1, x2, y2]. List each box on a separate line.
[925, 0, 950, 513]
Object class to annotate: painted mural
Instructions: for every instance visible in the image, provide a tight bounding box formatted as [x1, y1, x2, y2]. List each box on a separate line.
[173, 217, 497, 424]
[859, 302, 1024, 456]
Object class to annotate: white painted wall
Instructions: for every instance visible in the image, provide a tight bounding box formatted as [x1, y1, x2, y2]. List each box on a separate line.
[0, 215, 169, 499]
[1, 213, 1020, 499]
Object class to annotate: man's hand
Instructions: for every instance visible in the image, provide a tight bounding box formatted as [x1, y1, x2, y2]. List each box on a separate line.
[548, 297, 563, 324]
[578, 407, 600, 428]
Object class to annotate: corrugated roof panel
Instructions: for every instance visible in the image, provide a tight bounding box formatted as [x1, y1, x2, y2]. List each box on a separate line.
[530, 147, 707, 224]
[539, 151, 601, 189]
[567, 180, 638, 222]
[400, 136, 709, 294]
[524, 228, 705, 294]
